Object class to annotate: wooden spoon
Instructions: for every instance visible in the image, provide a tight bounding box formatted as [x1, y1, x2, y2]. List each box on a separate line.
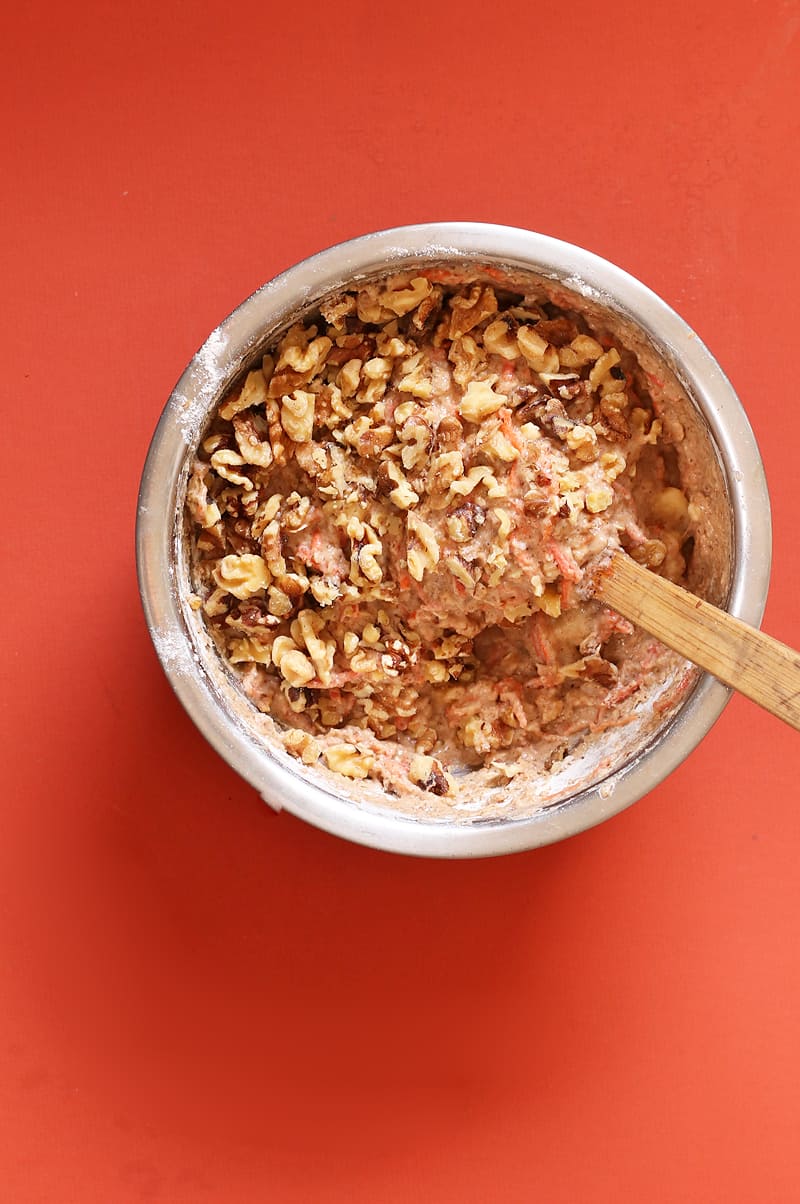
[592, 549, 800, 732]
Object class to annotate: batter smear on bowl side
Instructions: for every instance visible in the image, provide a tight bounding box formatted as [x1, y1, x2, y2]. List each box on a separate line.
[184, 271, 699, 801]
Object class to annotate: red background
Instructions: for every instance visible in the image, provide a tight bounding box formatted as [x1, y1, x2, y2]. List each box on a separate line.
[4, 1, 800, 1199]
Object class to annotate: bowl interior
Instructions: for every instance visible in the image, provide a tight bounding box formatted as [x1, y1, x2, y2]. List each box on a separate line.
[172, 259, 732, 820]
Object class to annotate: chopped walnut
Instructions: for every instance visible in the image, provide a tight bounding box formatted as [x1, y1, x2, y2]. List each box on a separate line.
[210, 449, 251, 488]
[213, 554, 270, 600]
[284, 728, 322, 764]
[483, 319, 520, 360]
[436, 415, 463, 450]
[518, 327, 559, 374]
[271, 635, 315, 687]
[448, 333, 487, 389]
[459, 379, 506, 423]
[232, 411, 273, 468]
[629, 538, 667, 568]
[406, 512, 440, 582]
[187, 463, 221, 529]
[447, 283, 498, 339]
[324, 743, 375, 779]
[409, 754, 454, 796]
[219, 369, 267, 420]
[281, 390, 315, 444]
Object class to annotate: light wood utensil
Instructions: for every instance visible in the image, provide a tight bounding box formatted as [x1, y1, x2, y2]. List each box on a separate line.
[593, 549, 800, 732]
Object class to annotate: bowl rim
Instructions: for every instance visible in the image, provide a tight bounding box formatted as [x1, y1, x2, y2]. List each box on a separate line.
[136, 221, 772, 858]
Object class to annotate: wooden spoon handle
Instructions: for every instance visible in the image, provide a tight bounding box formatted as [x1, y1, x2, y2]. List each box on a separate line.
[594, 549, 800, 732]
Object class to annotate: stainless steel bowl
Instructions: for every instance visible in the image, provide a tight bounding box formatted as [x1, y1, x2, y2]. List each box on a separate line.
[136, 223, 771, 857]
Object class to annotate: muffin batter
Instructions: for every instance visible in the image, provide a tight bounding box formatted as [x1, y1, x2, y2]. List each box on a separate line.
[185, 272, 696, 798]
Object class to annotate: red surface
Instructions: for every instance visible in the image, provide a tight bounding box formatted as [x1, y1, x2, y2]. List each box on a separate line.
[3, 1, 800, 1199]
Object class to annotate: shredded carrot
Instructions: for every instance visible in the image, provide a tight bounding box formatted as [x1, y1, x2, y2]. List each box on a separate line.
[601, 681, 641, 709]
[507, 461, 522, 496]
[653, 669, 694, 713]
[498, 407, 522, 449]
[418, 267, 463, 285]
[590, 714, 637, 734]
[531, 613, 553, 664]
[547, 540, 581, 583]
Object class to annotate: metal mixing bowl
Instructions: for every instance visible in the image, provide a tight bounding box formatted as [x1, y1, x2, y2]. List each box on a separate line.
[136, 223, 771, 857]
